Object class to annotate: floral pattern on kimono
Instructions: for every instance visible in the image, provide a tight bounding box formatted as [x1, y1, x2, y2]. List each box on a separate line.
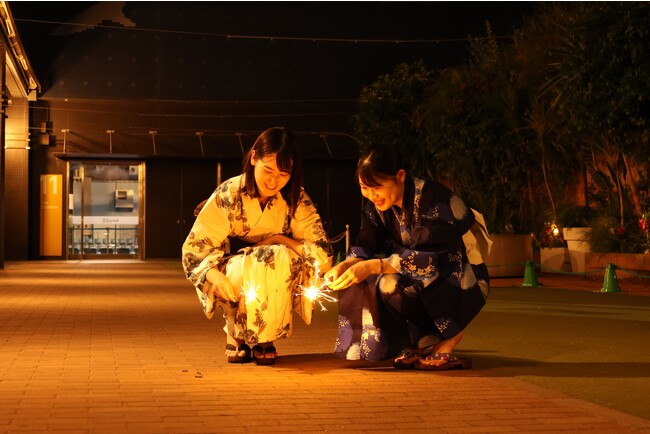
[337, 176, 489, 360]
[182, 174, 332, 344]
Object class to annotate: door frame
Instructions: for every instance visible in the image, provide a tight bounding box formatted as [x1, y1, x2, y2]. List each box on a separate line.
[65, 159, 145, 260]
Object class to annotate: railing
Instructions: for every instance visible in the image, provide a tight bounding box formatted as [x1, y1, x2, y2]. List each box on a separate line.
[68, 226, 138, 255]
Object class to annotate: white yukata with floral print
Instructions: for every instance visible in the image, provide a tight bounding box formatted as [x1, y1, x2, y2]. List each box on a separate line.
[183, 174, 333, 345]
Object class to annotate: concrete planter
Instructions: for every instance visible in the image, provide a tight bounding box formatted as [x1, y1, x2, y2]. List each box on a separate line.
[485, 234, 533, 277]
[563, 227, 591, 273]
[585, 252, 650, 279]
[540, 247, 570, 273]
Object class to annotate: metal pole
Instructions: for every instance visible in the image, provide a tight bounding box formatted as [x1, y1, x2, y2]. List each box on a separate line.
[345, 224, 350, 253]
[0, 40, 5, 268]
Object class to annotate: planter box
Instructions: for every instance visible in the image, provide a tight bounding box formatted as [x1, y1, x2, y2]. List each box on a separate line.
[485, 234, 533, 277]
[585, 252, 650, 279]
[563, 227, 591, 273]
[540, 247, 570, 273]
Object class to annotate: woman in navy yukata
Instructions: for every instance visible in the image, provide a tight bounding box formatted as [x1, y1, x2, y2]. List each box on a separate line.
[325, 144, 490, 370]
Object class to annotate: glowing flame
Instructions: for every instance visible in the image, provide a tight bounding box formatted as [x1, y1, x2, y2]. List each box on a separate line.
[298, 261, 337, 311]
[301, 284, 337, 311]
[303, 285, 320, 300]
[242, 282, 259, 305]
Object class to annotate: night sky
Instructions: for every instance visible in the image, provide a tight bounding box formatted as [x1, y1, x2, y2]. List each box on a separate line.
[10, 2, 538, 101]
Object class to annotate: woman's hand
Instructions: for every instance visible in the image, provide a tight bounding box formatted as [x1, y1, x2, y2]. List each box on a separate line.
[254, 234, 303, 255]
[325, 258, 373, 291]
[206, 268, 239, 302]
[253, 234, 281, 247]
[323, 261, 348, 286]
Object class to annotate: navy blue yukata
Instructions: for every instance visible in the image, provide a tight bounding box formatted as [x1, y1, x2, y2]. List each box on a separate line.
[335, 176, 490, 360]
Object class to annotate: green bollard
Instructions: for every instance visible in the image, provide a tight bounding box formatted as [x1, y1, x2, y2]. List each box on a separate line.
[521, 260, 541, 287]
[600, 263, 621, 293]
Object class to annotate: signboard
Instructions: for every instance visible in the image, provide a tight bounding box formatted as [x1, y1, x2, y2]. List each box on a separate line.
[69, 216, 139, 225]
[40, 174, 63, 256]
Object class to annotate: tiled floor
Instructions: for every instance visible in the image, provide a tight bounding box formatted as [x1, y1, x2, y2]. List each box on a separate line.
[1, 260, 648, 433]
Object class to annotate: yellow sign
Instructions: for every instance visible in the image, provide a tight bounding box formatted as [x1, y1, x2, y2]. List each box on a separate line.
[40, 174, 63, 256]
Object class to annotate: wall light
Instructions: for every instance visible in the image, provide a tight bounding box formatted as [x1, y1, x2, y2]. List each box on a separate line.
[61, 129, 70, 153]
[106, 130, 115, 154]
[195, 131, 204, 156]
[235, 133, 244, 155]
[149, 130, 157, 155]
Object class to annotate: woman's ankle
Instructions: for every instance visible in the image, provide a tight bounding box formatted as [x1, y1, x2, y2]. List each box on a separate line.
[432, 331, 464, 354]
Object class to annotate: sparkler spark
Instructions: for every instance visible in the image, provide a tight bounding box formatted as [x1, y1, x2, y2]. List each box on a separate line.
[298, 261, 337, 311]
[242, 282, 259, 304]
[301, 283, 337, 311]
[240, 257, 337, 313]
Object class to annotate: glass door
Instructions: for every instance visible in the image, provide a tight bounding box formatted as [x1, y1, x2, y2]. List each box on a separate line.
[67, 161, 142, 259]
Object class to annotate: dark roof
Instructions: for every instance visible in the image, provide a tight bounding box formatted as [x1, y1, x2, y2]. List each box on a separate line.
[11, 2, 535, 158]
[12, 2, 535, 101]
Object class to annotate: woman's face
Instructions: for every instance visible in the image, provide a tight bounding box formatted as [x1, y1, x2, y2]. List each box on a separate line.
[251, 152, 292, 198]
[359, 170, 405, 211]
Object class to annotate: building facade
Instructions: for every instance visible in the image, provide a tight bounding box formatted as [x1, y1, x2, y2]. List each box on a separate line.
[4, 2, 363, 265]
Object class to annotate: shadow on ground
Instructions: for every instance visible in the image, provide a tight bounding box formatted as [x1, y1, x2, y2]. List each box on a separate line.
[273, 352, 650, 381]
[469, 353, 650, 378]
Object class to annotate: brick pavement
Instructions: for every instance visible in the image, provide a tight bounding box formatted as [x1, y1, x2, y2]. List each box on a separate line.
[0, 260, 649, 433]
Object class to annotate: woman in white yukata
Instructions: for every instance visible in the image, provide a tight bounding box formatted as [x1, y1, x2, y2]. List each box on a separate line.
[325, 144, 490, 370]
[182, 127, 333, 365]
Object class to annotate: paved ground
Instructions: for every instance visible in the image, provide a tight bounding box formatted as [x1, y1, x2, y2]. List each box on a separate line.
[0, 260, 649, 433]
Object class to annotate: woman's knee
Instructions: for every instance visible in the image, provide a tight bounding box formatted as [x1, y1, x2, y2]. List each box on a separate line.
[378, 274, 400, 296]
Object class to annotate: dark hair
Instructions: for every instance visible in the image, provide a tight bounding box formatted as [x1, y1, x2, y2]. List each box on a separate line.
[242, 127, 303, 216]
[355, 144, 406, 187]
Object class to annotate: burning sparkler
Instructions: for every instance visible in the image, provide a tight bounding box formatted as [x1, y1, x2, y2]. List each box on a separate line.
[240, 250, 260, 306]
[242, 281, 260, 305]
[298, 261, 337, 311]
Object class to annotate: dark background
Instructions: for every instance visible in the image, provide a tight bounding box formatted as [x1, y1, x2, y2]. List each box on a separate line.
[7, 1, 538, 259]
[11, 1, 537, 102]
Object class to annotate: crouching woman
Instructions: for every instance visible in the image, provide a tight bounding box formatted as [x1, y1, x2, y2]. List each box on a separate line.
[182, 127, 333, 365]
[325, 144, 489, 370]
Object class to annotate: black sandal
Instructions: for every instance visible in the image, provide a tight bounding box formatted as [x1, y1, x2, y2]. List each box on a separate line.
[393, 344, 436, 370]
[226, 343, 252, 364]
[252, 344, 277, 366]
[393, 350, 422, 370]
[415, 353, 472, 371]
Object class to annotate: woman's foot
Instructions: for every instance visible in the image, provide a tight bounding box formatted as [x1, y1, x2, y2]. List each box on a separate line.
[415, 353, 472, 371]
[252, 342, 277, 365]
[225, 336, 252, 363]
[393, 345, 435, 369]
[432, 330, 464, 353]
[416, 330, 466, 369]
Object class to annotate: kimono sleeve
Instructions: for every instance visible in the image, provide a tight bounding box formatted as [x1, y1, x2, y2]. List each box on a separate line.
[290, 189, 333, 271]
[386, 192, 475, 288]
[181, 186, 235, 294]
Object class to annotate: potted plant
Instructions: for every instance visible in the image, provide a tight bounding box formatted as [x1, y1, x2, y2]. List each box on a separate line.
[556, 204, 592, 273]
[537, 222, 570, 273]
